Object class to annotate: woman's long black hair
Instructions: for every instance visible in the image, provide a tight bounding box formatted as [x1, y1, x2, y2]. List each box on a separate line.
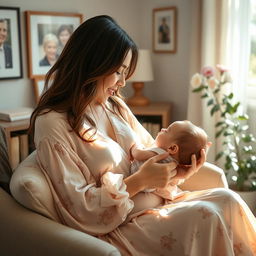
[29, 15, 138, 141]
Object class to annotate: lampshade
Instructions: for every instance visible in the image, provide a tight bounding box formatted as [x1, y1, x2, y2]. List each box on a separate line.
[129, 49, 154, 82]
[127, 49, 154, 106]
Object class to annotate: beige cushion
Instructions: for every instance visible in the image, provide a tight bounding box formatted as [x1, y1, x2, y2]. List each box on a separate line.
[10, 151, 60, 221]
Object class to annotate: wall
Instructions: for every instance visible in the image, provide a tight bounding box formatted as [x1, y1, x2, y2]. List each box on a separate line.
[0, 0, 193, 122]
[135, 0, 193, 122]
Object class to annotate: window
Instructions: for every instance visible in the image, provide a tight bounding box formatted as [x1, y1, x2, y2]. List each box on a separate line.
[248, 0, 256, 87]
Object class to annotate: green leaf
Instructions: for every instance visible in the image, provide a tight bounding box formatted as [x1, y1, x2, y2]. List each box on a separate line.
[215, 121, 224, 127]
[224, 162, 232, 170]
[221, 111, 227, 117]
[233, 102, 240, 113]
[242, 134, 256, 143]
[225, 102, 233, 114]
[216, 128, 225, 138]
[228, 92, 234, 99]
[192, 85, 205, 92]
[238, 114, 249, 120]
[207, 99, 214, 106]
[224, 130, 234, 136]
[215, 151, 224, 161]
[236, 175, 246, 190]
[210, 105, 220, 116]
[201, 93, 208, 98]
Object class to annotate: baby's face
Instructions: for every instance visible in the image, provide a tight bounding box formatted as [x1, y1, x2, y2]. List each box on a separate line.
[155, 121, 192, 149]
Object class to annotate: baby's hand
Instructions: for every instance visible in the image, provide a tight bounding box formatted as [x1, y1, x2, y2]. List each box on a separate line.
[130, 144, 157, 161]
[130, 144, 141, 161]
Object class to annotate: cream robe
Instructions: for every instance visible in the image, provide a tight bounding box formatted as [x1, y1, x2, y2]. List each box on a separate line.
[34, 98, 256, 256]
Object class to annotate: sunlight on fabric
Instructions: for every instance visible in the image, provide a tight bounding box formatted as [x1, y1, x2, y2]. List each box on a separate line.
[152, 201, 199, 218]
[235, 0, 239, 10]
[146, 209, 170, 219]
[81, 123, 97, 141]
[93, 140, 108, 149]
[159, 209, 169, 217]
[95, 140, 122, 166]
[106, 171, 123, 187]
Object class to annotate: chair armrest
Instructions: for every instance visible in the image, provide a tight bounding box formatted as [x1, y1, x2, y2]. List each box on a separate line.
[0, 188, 120, 256]
[179, 162, 228, 191]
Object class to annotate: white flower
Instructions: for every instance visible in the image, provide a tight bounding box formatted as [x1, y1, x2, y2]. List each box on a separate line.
[220, 71, 232, 83]
[207, 77, 218, 89]
[190, 73, 202, 88]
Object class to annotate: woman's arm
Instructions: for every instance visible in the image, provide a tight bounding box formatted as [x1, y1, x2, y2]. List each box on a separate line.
[125, 153, 177, 197]
[128, 149, 207, 197]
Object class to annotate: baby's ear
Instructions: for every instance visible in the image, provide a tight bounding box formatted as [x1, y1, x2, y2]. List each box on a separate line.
[167, 143, 179, 155]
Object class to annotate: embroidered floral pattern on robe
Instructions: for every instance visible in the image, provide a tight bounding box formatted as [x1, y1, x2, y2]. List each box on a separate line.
[34, 98, 256, 256]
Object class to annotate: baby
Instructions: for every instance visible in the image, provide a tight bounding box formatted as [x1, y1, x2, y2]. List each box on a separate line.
[130, 120, 208, 197]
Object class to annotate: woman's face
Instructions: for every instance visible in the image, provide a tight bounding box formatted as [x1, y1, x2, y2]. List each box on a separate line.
[95, 50, 132, 104]
[59, 29, 71, 46]
[44, 41, 58, 61]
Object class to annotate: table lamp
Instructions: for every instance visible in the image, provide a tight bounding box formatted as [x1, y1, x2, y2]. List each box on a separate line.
[127, 49, 154, 106]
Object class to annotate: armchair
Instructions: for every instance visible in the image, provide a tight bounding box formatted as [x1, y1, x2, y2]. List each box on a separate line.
[0, 132, 228, 255]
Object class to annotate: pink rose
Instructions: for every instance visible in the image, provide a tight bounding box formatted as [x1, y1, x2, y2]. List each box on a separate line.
[216, 64, 229, 73]
[201, 66, 215, 78]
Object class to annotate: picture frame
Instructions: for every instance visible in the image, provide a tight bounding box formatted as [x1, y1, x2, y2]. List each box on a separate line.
[25, 11, 83, 78]
[33, 77, 45, 103]
[153, 7, 177, 53]
[0, 6, 23, 80]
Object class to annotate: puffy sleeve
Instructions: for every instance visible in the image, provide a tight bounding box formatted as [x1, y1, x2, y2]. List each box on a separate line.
[35, 113, 134, 236]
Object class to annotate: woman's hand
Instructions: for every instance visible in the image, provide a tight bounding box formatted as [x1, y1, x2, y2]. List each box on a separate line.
[174, 142, 211, 181]
[124, 153, 177, 197]
[138, 153, 177, 189]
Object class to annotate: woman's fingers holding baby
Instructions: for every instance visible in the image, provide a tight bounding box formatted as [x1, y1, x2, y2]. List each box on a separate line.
[137, 153, 177, 190]
[175, 148, 207, 180]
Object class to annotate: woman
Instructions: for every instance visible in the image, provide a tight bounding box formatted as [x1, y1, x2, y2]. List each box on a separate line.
[39, 33, 59, 66]
[56, 24, 73, 55]
[30, 15, 256, 255]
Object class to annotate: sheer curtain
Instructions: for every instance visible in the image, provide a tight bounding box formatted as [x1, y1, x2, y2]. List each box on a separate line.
[187, 0, 251, 166]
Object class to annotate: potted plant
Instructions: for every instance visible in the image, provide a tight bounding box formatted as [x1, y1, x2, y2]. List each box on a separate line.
[190, 65, 256, 212]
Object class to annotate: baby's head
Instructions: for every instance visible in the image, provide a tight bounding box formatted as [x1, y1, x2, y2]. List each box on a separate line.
[155, 120, 208, 165]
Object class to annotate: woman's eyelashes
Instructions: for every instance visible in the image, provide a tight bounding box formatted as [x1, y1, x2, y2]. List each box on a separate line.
[116, 69, 128, 77]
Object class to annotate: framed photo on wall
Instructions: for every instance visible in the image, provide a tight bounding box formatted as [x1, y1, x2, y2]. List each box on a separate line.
[153, 7, 177, 53]
[26, 11, 83, 78]
[0, 6, 23, 80]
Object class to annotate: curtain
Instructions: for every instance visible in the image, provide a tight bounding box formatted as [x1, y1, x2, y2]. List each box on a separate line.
[225, 0, 251, 108]
[187, 0, 251, 167]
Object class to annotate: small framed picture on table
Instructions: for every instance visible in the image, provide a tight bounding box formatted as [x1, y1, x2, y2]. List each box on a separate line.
[153, 7, 177, 53]
[33, 77, 45, 103]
